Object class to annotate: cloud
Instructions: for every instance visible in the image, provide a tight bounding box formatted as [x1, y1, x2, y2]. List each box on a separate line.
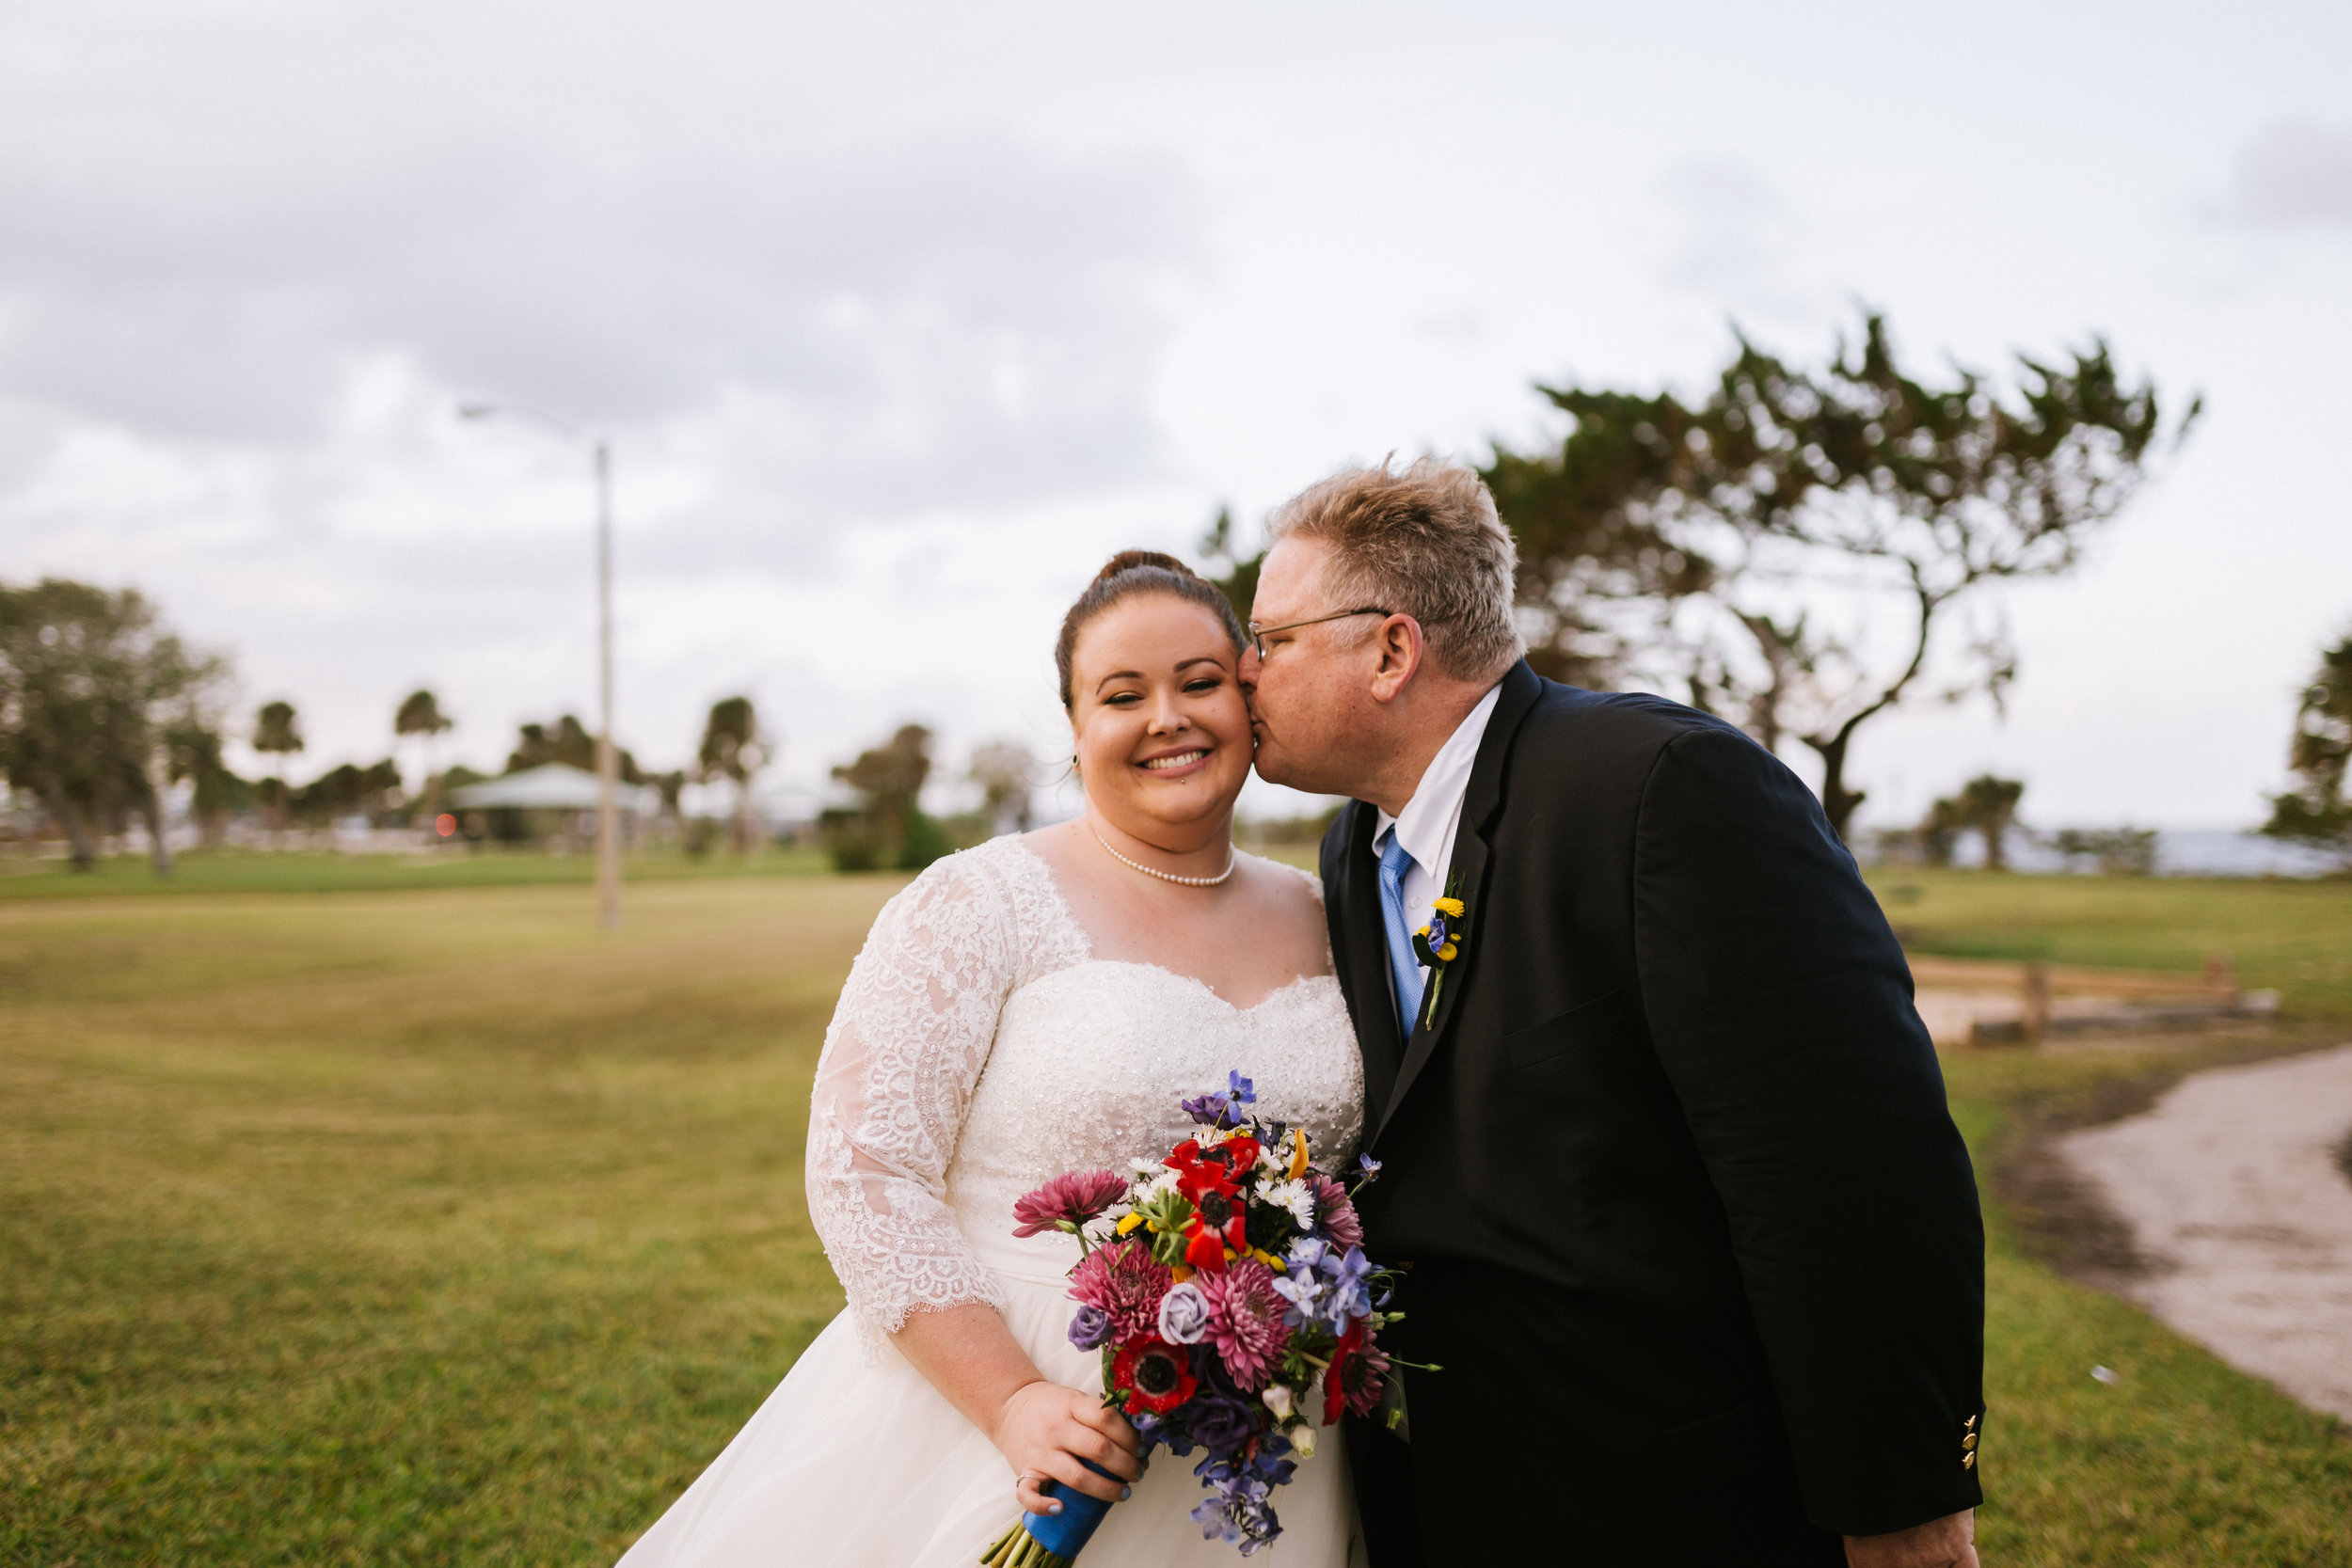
[1652, 156, 1822, 322]
[0, 5, 1214, 780]
[0, 125, 1200, 498]
[2214, 119, 2352, 228]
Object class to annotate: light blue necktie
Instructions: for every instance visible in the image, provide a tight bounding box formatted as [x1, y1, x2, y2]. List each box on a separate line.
[1375, 828, 1426, 1036]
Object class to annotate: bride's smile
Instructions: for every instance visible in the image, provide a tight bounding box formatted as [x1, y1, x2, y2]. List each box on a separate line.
[1070, 592, 1255, 871]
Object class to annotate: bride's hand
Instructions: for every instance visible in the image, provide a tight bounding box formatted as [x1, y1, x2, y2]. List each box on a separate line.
[991, 1379, 1146, 1515]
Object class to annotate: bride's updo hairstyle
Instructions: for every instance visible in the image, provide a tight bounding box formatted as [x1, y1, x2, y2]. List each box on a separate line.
[1055, 550, 1249, 710]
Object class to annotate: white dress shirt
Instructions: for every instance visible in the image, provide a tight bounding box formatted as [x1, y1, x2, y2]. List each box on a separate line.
[1371, 680, 1502, 989]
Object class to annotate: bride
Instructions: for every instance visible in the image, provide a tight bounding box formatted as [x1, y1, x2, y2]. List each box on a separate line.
[618, 551, 1368, 1566]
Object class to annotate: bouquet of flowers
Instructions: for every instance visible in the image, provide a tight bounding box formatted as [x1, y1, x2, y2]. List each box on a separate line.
[980, 1071, 1404, 1566]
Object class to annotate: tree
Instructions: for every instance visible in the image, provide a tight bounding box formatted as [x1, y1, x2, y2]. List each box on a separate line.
[1486, 312, 2196, 836]
[1199, 507, 1261, 626]
[251, 699, 304, 837]
[290, 760, 405, 826]
[2263, 629, 2352, 869]
[165, 722, 247, 847]
[969, 740, 1037, 833]
[829, 723, 946, 871]
[394, 689, 453, 806]
[697, 696, 766, 854]
[507, 714, 644, 782]
[1943, 774, 2026, 870]
[1909, 796, 1966, 869]
[0, 579, 226, 873]
[2052, 827, 2157, 876]
[253, 699, 304, 759]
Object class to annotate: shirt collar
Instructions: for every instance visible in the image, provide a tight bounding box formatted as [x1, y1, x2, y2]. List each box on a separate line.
[1372, 681, 1503, 878]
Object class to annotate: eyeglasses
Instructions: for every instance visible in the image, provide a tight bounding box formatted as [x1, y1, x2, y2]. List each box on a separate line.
[1245, 607, 1393, 660]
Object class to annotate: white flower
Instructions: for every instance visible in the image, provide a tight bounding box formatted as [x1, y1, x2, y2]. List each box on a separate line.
[1255, 1178, 1316, 1229]
[1283, 1419, 1317, 1459]
[1261, 1385, 1295, 1419]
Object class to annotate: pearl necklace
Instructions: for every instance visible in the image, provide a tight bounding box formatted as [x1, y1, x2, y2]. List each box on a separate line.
[1089, 826, 1236, 887]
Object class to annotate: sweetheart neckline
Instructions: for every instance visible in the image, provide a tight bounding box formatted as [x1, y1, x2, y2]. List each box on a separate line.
[997, 836, 1339, 1015]
[1053, 958, 1338, 1016]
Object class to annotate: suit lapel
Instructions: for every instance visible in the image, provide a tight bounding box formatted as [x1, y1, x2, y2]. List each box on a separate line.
[1331, 799, 1407, 1118]
[1374, 660, 1544, 1142]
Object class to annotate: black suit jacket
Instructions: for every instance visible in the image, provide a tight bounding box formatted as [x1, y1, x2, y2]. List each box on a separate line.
[1325, 663, 1984, 1565]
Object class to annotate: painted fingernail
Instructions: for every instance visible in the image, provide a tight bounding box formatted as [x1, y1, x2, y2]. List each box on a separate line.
[1047, 1501, 1063, 1515]
[1120, 1486, 1134, 1500]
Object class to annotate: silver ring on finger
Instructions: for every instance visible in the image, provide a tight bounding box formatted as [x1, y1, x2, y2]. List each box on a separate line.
[1016, 1470, 1047, 1494]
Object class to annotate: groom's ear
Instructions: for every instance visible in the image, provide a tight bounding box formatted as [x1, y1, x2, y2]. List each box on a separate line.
[1366, 614, 1425, 704]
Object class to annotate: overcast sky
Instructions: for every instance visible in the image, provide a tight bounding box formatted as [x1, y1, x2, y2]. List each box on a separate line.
[5, 0, 2349, 828]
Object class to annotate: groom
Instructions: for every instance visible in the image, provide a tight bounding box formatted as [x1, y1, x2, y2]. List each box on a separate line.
[1242, 460, 1986, 1567]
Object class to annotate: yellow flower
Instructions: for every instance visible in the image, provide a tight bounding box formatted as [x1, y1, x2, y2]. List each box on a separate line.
[1170, 1263, 1195, 1283]
[1432, 896, 1466, 917]
[1118, 1212, 1146, 1235]
[1286, 1128, 1311, 1180]
[1250, 1247, 1286, 1270]
[1436, 942, 1458, 962]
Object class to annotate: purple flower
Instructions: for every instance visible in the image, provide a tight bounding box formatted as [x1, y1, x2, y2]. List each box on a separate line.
[1269, 1268, 1323, 1326]
[1068, 1304, 1113, 1351]
[1012, 1168, 1128, 1238]
[1158, 1281, 1212, 1344]
[1182, 1070, 1260, 1131]
[1310, 1174, 1362, 1249]
[1190, 1443, 1293, 1554]
[1355, 1153, 1382, 1184]
[1069, 1237, 1174, 1341]
[1200, 1258, 1289, 1390]
[1319, 1244, 1376, 1324]
[1180, 1089, 1232, 1128]
[1184, 1384, 1261, 1450]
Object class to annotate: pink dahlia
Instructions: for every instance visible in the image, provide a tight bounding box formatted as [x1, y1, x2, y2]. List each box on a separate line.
[1341, 1327, 1391, 1418]
[1200, 1258, 1289, 1390]
[1069, 1237, 1172, 1341]
[1323, 1319, 1391, 1425]
[1311, 1174, 1363, 1250]
[1012, 1168, 1128, 1238]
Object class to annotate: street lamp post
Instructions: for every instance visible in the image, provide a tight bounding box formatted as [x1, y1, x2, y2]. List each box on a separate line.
[458, 402, 623, 931]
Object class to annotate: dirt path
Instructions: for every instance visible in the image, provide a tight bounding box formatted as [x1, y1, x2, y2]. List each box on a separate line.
[2060, 1042, 2352, 1419]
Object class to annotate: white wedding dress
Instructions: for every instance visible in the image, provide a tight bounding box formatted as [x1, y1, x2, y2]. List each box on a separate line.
[617, 834, 1369, 1568]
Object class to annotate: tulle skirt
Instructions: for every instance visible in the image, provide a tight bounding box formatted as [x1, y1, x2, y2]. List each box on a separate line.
[614, 1268, 1363, 1568]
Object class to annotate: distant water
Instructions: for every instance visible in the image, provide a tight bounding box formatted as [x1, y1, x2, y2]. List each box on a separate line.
[1864, 828, 2344, 879]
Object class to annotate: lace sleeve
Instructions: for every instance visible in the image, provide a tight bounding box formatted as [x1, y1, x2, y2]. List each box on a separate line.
[805, 853, 1015, 1344]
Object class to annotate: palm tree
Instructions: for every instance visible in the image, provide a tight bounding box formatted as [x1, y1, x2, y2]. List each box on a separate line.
[697, 696, 766, 854]
[393, 689, 453, 811]
[252, 700, 304, 838]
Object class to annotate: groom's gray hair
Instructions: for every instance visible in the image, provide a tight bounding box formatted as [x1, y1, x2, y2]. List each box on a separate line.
[1267, 457, 1524, 681]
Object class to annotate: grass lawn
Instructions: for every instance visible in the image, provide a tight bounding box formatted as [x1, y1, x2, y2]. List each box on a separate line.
[1869, 867, 2352, 1025]
[0, 845, 832, 900]
[3, 864, 2349, 1563]
[2, 873, 886, 1564]
[1879, 869, 2352, 1563]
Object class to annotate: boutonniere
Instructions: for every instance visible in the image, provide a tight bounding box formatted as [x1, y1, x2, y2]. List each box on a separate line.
[1409, 880, 1468, 1029]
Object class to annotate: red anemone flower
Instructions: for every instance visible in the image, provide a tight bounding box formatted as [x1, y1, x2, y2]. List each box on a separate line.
[1324, 1319, 1367, 1428]
[1111, 1335, 1200, 1415]
[1166, 1141, 1239, 1203]
[1181, 1183, 1248, 1271]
